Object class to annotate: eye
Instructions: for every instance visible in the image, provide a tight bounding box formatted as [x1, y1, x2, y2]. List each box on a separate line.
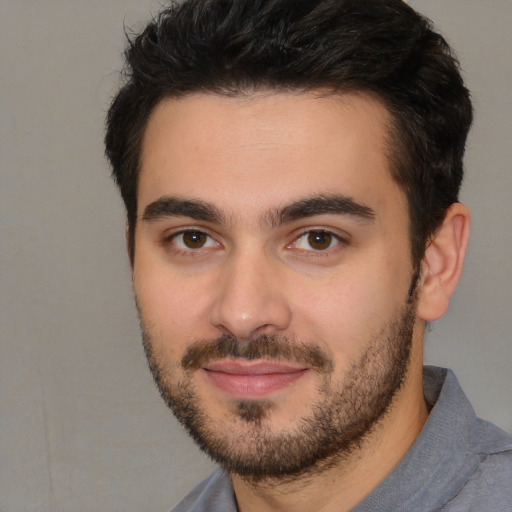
[294, 230, 341, 251]
[170, 230, 218, 251]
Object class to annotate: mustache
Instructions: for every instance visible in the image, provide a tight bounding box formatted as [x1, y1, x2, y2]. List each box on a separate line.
[181, 334, 333, 373]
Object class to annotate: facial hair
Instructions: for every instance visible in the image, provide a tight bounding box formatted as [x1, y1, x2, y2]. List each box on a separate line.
[139, 288, 417, 483]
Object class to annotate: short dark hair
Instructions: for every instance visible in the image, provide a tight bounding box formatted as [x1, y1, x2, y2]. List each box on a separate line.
[105, 0, 472, 266]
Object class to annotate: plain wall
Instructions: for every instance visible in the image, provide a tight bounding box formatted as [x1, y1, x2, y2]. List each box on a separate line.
[1, 1, 510, 510]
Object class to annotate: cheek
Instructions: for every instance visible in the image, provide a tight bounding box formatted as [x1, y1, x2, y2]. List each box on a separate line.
[133, 259, 213, 348]
[294, 282, 379, 351]
[291, 255, 409, 358]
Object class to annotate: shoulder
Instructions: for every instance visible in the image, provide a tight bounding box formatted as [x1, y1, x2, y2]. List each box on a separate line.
[170, 469, 237, 512]
[442, 418, 512, 511]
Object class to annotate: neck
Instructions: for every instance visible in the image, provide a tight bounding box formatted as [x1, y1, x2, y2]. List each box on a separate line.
[231, 356, 428, 512]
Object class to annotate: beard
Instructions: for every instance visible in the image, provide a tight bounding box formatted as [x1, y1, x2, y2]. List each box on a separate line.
[139, 296, 416, 483]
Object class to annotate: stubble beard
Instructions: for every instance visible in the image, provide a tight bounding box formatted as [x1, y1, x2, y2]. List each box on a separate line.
[139, 298, 416, 483]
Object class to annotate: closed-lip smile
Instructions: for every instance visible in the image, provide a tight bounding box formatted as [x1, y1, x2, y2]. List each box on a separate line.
[202, 359, 309, 398]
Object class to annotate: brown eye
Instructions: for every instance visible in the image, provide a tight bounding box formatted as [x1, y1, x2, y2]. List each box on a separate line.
[307, 231, 333, 250]
[181, 231, 208, 249]
[168, 230, 219, 253]
[293, 230, 341, 252]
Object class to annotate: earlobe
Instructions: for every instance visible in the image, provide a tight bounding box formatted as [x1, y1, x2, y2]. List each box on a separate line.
[416, 203, 470, 321]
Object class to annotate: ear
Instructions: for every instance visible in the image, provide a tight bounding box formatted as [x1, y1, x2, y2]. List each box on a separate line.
[416, 203, 470, 322]
[126, 223, 134, 271]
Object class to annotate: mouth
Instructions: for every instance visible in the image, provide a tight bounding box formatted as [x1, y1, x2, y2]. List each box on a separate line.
[202, 359, 309, 398]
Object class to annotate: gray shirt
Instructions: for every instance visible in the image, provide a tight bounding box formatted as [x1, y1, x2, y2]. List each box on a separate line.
[171, 366, 512, 511]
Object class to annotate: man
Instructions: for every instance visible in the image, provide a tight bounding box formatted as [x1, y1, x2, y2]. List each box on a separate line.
[105, 0, 512, 510]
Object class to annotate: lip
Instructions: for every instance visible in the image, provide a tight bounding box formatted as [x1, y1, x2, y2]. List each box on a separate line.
[202, 359, 309, 398]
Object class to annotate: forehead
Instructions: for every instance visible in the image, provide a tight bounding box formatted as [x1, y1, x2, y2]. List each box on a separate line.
[138, 91, 405, 222]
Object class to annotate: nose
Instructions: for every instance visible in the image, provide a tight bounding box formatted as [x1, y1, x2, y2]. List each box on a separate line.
[208, 248, 292, 339]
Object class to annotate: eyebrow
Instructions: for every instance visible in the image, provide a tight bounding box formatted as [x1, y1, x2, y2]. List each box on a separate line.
[268, 194, 375, 228]
[141, 194, 375, 227]
[142, 196, 225, 224]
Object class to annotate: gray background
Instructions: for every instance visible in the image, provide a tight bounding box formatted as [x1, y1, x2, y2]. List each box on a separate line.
[1, 1, 511, 511]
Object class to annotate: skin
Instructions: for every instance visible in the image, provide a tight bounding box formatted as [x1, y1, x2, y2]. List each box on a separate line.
[132, 91, 470, 512]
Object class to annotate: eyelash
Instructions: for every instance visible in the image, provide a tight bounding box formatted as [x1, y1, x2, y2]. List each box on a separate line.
[162, 228, 348, 257]
[289, 229, 346, 255]
[162, 229, 220, 256]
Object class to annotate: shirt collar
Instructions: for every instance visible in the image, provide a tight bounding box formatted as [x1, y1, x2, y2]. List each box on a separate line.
[352, 366, 481, 511]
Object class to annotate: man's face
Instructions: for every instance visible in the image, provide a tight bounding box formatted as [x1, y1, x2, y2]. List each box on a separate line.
[133, 92, 421, 479]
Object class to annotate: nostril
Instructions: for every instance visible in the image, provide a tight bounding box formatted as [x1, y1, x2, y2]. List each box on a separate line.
[207, 255, 293, 338]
